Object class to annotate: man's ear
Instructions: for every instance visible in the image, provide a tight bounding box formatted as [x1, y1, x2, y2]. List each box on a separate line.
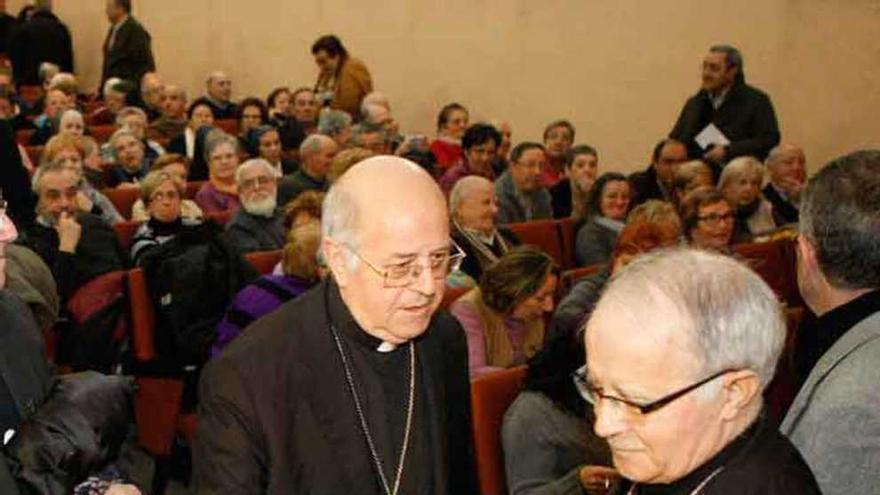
[321, 237, 352, 287]
[797, 234, 817, 270]
[719, 369, 761, 421]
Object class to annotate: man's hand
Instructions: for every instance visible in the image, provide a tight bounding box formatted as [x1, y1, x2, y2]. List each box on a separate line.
[56, 212, 82, 253]
[579, 465, 620, 494]
[703, 145, 727, 164]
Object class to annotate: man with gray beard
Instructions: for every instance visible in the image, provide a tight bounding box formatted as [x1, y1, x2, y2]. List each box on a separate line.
[225, 159, 285, 254]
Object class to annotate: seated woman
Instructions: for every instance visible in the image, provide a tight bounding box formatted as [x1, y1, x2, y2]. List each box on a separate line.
[430, 102, 469, 173]
[670, 159, 714, 207]
[574, 172, 632, 266]
[42, 134, 123, 225]
[502, 334, 614, 495]
[130, 170, 202, 266]
[448, 175, 519, 285]
[211, 220, 322, 357]
[131, 153, 204, 222]
[167, 97, 216, 162]
[680, 186, 736, 253]
[718, 156, 776, 242]
[552, 217, 682, 344]
[107, 129, 150, 188]
[58, 108, 85, 137]
[246, 125, 297, 176]
[550, 144, 599, 219]
[450, 246, 558, 378]
[237, 97, 268, 151]
[266, 87, 291, 123]
[195, 131, 241, 213]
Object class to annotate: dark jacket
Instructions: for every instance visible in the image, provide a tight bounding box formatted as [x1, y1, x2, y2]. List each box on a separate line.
[669, 80, 780, 162]
[629, 165, 669, 206]
[762, 184, 799, 225]
[452, 223, 519, 282]
[7, 10, 74, 86]
[0, 120, 36, 229]
[194, 280, 478, 494]
[224, 208, 286, 254]
[549, 179, 573, 219]
[612, 413, 820, 494]
[278, 169, 325, 207]
[21, 213, 127, 301]
[575, 217, 619, 267]
[101, 16, 155, 87]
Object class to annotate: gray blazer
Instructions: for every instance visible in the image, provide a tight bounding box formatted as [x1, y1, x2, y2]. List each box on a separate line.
[781, 310, 880, 495]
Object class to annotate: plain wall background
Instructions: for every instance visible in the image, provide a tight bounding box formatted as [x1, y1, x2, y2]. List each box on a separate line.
[8, 0, 880, 172]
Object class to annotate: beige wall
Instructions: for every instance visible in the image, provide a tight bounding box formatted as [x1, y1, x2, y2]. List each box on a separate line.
[10, 0, 880, 172]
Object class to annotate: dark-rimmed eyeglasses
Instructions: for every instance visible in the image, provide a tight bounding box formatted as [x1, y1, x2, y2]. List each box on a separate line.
[697, 212, 734, 225]
[572, 366, 735, 416]
[344, 240, 466, 288]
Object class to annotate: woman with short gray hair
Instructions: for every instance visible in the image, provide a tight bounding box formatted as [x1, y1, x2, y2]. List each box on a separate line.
[194, 131, 241, 213]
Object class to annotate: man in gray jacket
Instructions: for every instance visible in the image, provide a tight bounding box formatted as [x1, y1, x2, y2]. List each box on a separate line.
[782, 149, 880, 495]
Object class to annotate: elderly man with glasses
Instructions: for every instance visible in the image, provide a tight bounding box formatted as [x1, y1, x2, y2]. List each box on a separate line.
[578, 248, 820, 494]
[224, 158, 285, 255]
[195, 156, 477, 494]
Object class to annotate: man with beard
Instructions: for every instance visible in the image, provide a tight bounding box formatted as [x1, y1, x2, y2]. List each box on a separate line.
[225, 159, 285, 254]
[194, 156, 477, 494]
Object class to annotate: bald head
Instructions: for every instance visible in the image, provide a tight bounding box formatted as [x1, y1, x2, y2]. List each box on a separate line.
[206, 71, 232, 103]
[765, 143, 807, 193]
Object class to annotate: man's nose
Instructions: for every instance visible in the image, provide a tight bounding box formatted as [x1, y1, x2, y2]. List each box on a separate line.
[593, 398, 630, 440]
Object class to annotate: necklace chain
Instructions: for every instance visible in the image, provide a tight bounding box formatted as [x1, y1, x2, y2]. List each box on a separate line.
[329, 324, 415, 495]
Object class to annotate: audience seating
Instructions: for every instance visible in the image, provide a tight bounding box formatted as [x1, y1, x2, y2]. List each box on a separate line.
[733, 237, 802, 307]
[558, 263, 606, 296]
[205, 208, 236, 226]
[17, 85, 42, 105]
[24, 145, 42, 166]
[470, 365, 528, 495]
[440, 285, 469, 312]
[185, 181, 205, 199]
[244, 249, 283, 275]
[15, 128, 34, 145]
[507, 219, 567, 268]
[89, 124, 117, 143]
[104, 186, 142, 219]
[557, 217, 578, 269]
[113, 220, 142, 249]
[214, 118, 239, 136]
[765, 306, 807, 426]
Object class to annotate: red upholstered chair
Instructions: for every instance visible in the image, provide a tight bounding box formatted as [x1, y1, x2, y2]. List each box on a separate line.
[214, 118, 239, 135]
[557, 217, 578, 269]
[89, 124, 117, 143]
[15, 128, 35, 145]
[18, 85, 42, 106]
[558, 263, 606, 296]
[244, 249, 283, 275]
[205, 208, 236, 226]
[185, 181, 205, 199]
[507, 219, 565, 266]
[25, 145, 43, 166]
[103, 186, 141, 220]
[112, 220, 142, 250]
[127, 268, 196, 494]
[733, 238, 802, 307]
[471, 365, 529, 495]
[764, 306, 806, 426]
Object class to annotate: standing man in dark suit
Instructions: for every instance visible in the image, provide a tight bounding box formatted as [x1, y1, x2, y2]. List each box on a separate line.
[7, 0, 73, 86]
[669, 45, 780, 169]
[101, 0, 155, 91]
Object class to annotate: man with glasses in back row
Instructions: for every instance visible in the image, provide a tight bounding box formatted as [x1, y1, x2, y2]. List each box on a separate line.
[579, 248, 820, 494]
[194, 156, 478, 494]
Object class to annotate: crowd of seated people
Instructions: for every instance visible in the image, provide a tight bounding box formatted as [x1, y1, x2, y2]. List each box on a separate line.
[2, 17, 877, 494]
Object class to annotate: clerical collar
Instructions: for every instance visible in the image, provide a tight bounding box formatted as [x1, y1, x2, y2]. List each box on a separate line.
[324, 280, 410, 353]
[462, 227, 495, 245]
[627, 414, 765, 495]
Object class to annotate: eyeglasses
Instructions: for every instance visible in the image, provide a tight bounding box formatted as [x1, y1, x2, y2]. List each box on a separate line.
[697, 212, 734, 225]
[150, 190, 180, 202]
[572, 366, 735, 416]
[240, 175, 275, 191]
[344, 240, 466, 288]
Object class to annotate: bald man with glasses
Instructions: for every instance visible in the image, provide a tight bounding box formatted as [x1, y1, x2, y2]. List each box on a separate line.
[581, 248, 820, 495]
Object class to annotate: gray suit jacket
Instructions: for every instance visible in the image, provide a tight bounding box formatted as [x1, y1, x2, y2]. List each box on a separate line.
[781, 310, 880, 495]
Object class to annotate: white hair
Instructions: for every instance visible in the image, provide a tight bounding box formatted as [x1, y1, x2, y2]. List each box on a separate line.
[115, 106, 148, 126]
[59, 109, 83, 126]
[448, 175, 492, 218]
[103, 77, 123, 97]
[235, 158, 276, 186]
[594, 247, 785, 388]
[718, 156, 765, 190]
[299, 133, 330, 158]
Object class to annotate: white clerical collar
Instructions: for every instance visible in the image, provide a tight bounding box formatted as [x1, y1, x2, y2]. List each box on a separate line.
[376, 341, 398, 353]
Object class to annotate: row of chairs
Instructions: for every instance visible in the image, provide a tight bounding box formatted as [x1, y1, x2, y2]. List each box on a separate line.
[14, 118, 241, 146]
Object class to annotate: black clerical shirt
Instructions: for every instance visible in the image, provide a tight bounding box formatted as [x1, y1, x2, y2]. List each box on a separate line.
[613, 413, 819, 495]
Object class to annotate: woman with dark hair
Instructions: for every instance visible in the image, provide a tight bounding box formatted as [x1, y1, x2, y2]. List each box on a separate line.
[168, 97, 216, 162]
[574, 172, 632, 266]
[550, 144, 599, 219]
[502, 334, 614, 495]
[266, 87, 291, 122]
[245, 125, 296, 176]
[430, 102, 469, 172]
[450, 246, 558, 378]
[311, 34, 373, 118]
[237, 97, 268, 150]
[438, 123, 501, 194]
[680, 186, 736, 252]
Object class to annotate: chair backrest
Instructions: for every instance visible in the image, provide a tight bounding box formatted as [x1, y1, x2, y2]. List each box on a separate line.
[471, 365, 529, 495]
[15, 129, 35, 145]
[18, 85, 42, 106]
[185, 181, 205, 199]
[557, 217, 578, 270]
[113, 220, 142, 250]
[126, 268, 157, 362]
[89, 124, 117, 144]
[205, 208, 236, 226]
[215, 119, 239, 136]
[103, 186, 141, 219]
[507, 219, 565, 267]
[765, 306, 807, 426]
[733, 238, 802, 306]
[559, 263, 606, 296]
[244, 249, 283, 275]
[25, 146, 43, 167]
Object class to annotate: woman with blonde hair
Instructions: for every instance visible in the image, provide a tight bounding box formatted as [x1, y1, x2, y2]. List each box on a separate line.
[451, 246, 559, 378]
[718, 156, 776, 242]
